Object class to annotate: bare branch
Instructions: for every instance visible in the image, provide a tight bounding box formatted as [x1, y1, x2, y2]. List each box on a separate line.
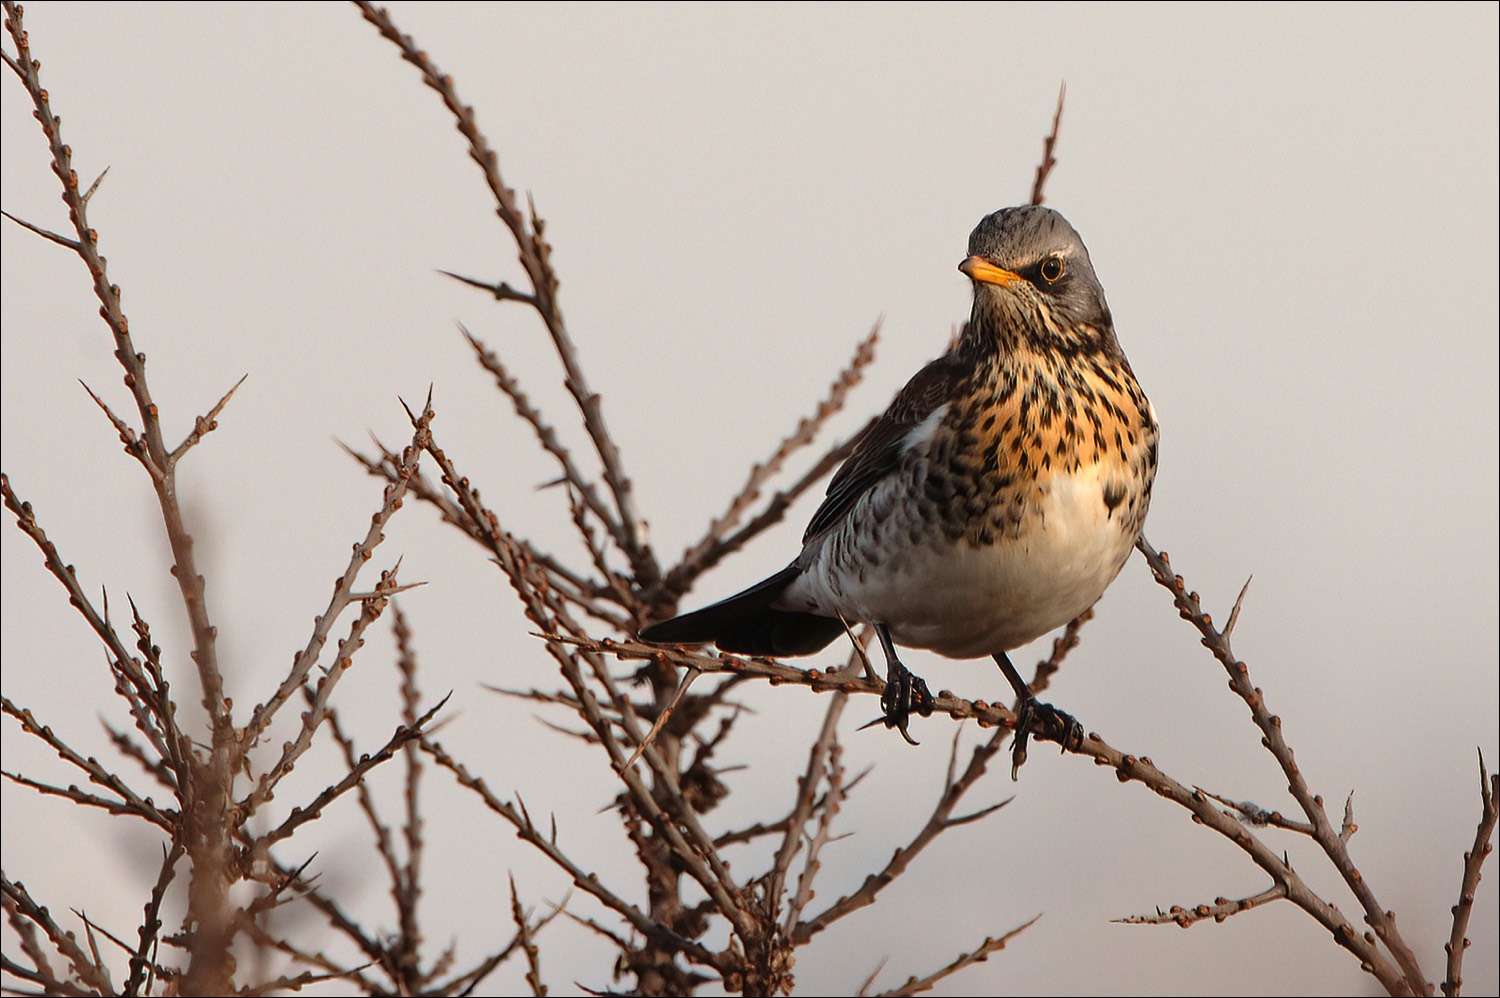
[0, 207, 81, 251]
[1028, 82, 1065, 206]
[257, 694, 448, 853]
[460, 323, 623, 575]
[440, 268, 538, 306]
[509, 874, 547, 997]
[1443, 752, 1499, 997]
[124, 840, 185, 997]
[419, 736, 722, 968]
[1, 696, 175, 830]
[5, 0, 233, 774]
[772, 682, 850, 934]
[1, 476, 153, 701]
[667, 324, 881, 593]
[168, 373, 248, 462]
[1028, 605, 1092, 700]
[620, 667, 702, 773]
[1136, 535, 1430, 995]
[392, 603, 427, 989]
[436, 898, 566, 998]
[1341, 792, 1359, 844]
[1195, 786, 1317, 837]
[787, 708, 854, 936]
[345, 434, 630, 627]
[1, 876, 113, 995]
[1117, 884, 1287, 927]
[79, 165, 109, 206]
[78, 380, 157, 479]
[354, 0, 661, 589]
[1224, 574, 1253, 641]
[875, 915, 1040, 997]
[657, 419, 873, 602]
[794, 723, 1016, 943]
[241, 395, 434, 774]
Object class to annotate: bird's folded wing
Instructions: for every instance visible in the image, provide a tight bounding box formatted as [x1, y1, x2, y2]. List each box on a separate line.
[802, 347, 969, 543]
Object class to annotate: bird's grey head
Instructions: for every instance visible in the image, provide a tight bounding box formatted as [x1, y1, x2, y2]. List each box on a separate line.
[960, 205, 1114, 349]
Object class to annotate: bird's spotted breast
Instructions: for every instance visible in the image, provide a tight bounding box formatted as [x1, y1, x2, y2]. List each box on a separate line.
[781, 337, 1157, 657]
[923, 343, 1156, 548]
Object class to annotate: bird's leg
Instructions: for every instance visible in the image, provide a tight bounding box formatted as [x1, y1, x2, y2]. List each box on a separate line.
[836, 612, 880, 684]
[866, 622, 933, 745]
[993, 651, 1083, 779]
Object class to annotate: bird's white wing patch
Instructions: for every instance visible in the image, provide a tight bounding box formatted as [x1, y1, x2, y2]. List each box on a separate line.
[900, 402, 949, 455]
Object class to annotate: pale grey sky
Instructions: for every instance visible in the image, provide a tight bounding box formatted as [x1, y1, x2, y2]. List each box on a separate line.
[3, 3, 1496, 995]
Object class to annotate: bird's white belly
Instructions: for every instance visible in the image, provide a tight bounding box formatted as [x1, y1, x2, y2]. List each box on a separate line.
[781, 467, 1136, 658]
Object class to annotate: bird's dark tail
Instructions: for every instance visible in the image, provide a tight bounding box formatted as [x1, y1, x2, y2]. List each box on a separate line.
[640, 564, 846, 658]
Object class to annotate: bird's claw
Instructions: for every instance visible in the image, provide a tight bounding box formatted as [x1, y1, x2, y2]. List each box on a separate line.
[1010, 698, 1083, 779]
[861, 662, 934, 745]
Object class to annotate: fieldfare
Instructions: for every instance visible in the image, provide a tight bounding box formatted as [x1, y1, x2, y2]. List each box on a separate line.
[643, 205, 1159, 774]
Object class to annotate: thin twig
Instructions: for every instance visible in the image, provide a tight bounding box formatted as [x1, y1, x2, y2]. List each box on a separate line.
[667, 324, 881, 596]
[4, 8, 240, 986]
[124, 839, 184, 996]
[0, 207, 81, 250]
[773, 684, 850, 934]
[793, 723, 1016, 944]
[509, 874, 547, 997]
[1, 696, 175, 830]
[240, 395, 435, 798]
[1443, 752, 1498, 997]
[1135, 534, 1430, 995]
[460, 323, 622, 578]
[1117, 884, 1287, 927]
[1, 876, 113, 994]
[256, 689, 448, 853]
[875, 915, 1040, 997]
[1028, 83, 1065, 206]
[355, 0, 661, 589]
[619, 667, 702, 773]
[658, 420, 872, 600]
[168, 374, 248, 462]
[1195, 786, 1317, 836]
[419, 736, 722, 968]
[393, 604, 427, 991]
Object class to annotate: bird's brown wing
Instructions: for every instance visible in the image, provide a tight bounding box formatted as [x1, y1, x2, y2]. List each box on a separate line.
[802, 347, 967, 543]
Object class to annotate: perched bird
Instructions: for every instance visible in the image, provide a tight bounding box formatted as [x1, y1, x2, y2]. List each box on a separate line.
[642, 206, 1158, 773]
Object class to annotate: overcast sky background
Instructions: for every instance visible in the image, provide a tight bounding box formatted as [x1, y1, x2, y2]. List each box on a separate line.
[3, 4, 1497, 995]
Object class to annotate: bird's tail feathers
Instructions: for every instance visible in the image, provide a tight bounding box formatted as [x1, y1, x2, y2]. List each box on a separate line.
[640, 564, 844, 658]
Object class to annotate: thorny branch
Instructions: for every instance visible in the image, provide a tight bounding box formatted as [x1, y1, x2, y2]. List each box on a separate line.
[2, 5, 1492, 998]
[3, 3, 242, 988]
[240, 396, 436, 814]
[1115, 884, 1287, 928]
[4, 5, 457, 992]
[353, 0, 661, 592]
[871, 915, 1040, 998]
[1444, 754, 1498, 997]
[1028, 83, 1065, 208]
[1133, 535, 1433, 995]
[660, 324, 882, 605]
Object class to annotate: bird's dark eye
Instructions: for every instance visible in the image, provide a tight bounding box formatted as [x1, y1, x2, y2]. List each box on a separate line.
[1039, 256, 1065, 283]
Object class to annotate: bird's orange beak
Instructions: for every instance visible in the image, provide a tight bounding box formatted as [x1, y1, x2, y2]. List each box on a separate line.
[959, 256, 1021, 287]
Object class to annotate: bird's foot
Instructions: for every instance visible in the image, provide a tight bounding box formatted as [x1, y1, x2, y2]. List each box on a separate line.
[1010, 698, 1084, 779]
[860, 661, 935, 745]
